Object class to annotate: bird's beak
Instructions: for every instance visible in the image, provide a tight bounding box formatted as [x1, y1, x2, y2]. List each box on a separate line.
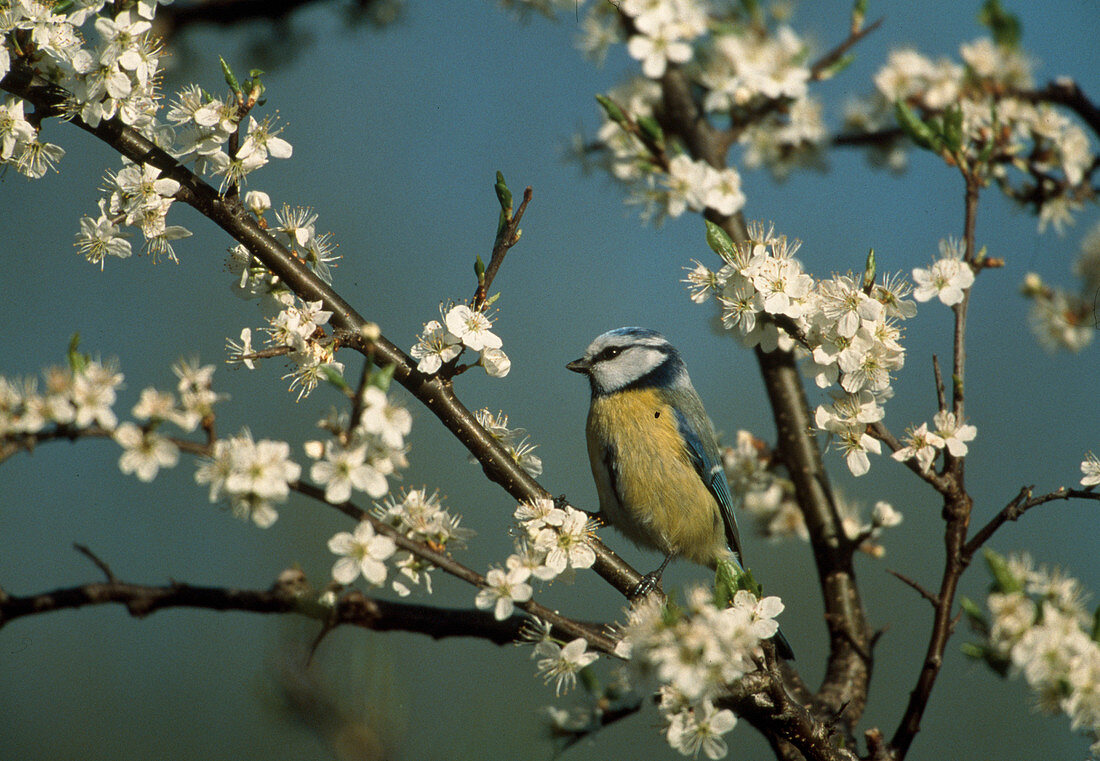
[566, 357, 590, 374]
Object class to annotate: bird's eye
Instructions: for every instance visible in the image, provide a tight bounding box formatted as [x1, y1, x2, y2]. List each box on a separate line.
[597, 346, 622, 362]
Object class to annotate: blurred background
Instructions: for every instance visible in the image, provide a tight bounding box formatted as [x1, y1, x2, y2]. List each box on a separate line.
[2, 1, 1099, 759]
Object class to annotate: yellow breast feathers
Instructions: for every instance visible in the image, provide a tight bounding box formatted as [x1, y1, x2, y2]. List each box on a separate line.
[586, 388, 727, 567]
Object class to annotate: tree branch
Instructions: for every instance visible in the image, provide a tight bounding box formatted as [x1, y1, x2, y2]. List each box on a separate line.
[0, 567, 603, 648]
[0, 63, 645, 603]
[962, 485, 1100, 562]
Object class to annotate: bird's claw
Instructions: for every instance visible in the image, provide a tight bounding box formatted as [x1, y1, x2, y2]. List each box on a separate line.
[629, 570, 664, 600]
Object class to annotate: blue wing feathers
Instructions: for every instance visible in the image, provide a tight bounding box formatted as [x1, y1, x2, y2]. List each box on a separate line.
[671, 406, 744, 562]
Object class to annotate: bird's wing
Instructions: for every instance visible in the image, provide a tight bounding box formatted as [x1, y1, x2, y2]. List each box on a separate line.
[673, 407, 744, 562]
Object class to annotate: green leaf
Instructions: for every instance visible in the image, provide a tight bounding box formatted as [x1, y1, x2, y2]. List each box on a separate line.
[704, 220, 737, 261]
[474, 255, 486, 281]
[714, 558, 759, 607]
[894, 101, 941, 152]
[1092, 603, 1100, 642]
[636, 115, 665, 150]
[942, 105, 964, 152]
[817, 53, 855, 81]
[983, 547, 1024, 594]
[959, 595, 990, 635]
[579, 665, 600, 694]
[960, 642, 986, 660]
[368, 363, 396, 393]
[321, 364, 350, 392]
[494, 171, 512, 211]
[219, 56, 242, 95]
[67, 333, 87, 374]
[978, 0, 1022, 48]
[851, 0, 867, 27]
[595, 94, 627, 126]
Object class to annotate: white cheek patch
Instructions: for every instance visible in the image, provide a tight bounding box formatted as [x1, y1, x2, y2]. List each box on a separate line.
[594, 347, 667, 391]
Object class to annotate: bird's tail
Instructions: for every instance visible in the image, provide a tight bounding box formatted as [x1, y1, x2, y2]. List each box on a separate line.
[773, 627, 795, 660]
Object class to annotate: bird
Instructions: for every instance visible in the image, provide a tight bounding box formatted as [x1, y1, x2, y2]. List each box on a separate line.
[567, 326, 794, 659]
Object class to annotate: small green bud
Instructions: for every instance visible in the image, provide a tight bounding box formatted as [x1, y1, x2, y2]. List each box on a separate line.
[637, 115, 665, 149]
[494, 171, 512, 211]
[595, 94, 627, 126]
[219, 56, 242, 95]
[983, 547, 1024, 594]
[894, 101, 940, 152]
[704, 220, 737, 261]
[320, 365, 350, 392]
[368, 363, 396, 392]
[67, 333, 87, 374]
[862, 249, 877, 292]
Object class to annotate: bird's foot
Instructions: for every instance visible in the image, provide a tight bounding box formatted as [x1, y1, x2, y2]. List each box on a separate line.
[629, 570, 664, 600]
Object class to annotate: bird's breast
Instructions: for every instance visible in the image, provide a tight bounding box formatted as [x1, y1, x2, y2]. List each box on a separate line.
[586, 389, 725, 565]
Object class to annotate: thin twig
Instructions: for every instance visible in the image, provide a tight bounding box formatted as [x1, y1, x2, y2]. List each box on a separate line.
[73, 543, 118, 583]
[886, 568, 939, 607]
[962, 485, 1100, 562]
[810, 17, 884, 80]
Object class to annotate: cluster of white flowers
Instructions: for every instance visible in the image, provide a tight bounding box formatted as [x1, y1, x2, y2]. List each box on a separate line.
[891, 410, 977, 473]
[911, 238, 976, 306]
[1021, 220, 1100, 353]
[226, 200, 337, 304]
[1, 2, 294, 263]
[371, 487, 474, 596]
[167, 84, 292, 192]
[410, 303, 509, 377]
[304, 385, 411, 506]
[475, 498, 595, 622]
[972, 552, 1100, 757]
[616, 587, 783, 759]
[699, 26, 809, 111]
[474, 409, 542, 478]
[1081, 452, 1100, 487]
[687, 221, 917, 476]
[725, 433, 903, 554]
[226, 298, 344, 401]
[620, 0, 707, 79]
[194, 428, 301, 528]
[0, 357, 122, 437]
[663, 154, 746, 218]
[115, 358, 223, 482]
[572, 3, 821, 222]
[857, 38, 1095, 233]
[92, 161, 191, 263]
[722, 430, 904, 551]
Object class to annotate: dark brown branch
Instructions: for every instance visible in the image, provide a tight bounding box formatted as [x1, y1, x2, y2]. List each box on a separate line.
[756, 347, 871, 730]
[726, 651, 858, 761]
[832, 128, 905, 148]
[962, 485, 1100, 562]
[0, 570, 578, 647]
[156, 0, 391, 35]
[889, 164, 982, 761]
[73, 543, 118, 583]
[0, 63, 645, 603]
[1013, 79, 1100, 141]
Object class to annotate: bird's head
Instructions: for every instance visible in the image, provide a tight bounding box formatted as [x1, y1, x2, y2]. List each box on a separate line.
[567, 327, 688, 396]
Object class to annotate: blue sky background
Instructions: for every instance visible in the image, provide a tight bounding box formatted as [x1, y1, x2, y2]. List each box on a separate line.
[2, 2, 1100, 759]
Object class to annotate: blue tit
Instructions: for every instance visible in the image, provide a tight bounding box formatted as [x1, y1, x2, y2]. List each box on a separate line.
[568, 327, 793, 659]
